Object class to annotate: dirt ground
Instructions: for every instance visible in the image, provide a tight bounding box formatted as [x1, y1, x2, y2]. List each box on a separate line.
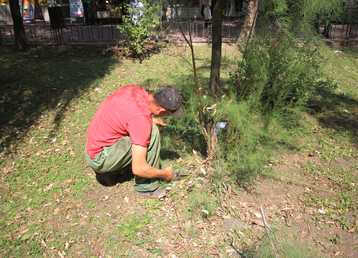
[33, 150, 357, 257]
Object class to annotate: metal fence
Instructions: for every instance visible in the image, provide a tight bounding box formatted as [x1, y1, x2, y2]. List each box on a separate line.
[0, 21, 242, 45]
[165, 21, 241, 42]
[329, 24, 358, 40]
[1, 20, 358, 46]
[0, 23, 125, 45]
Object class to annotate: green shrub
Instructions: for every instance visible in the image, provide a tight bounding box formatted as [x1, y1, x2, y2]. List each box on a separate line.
[119, 0, 160, 58]
[223, 32, 340, 184]
[166, 82, 298, 185]
[234, 33, 337, 114]
[259, 0, 344, 36]
[165, 35, 338, 186]
[213, 98, 273, 185]
[165, 84, 216, 156]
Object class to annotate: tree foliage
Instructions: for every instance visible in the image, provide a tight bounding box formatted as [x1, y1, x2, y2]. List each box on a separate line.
[119, 0, 160, 58]
[235, 34, 337, 114]
[258, 0, 345, 35]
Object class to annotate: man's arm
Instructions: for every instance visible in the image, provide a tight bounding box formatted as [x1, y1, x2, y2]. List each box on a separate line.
[152, 117, 167, 126]
[131, 144, 173, 181]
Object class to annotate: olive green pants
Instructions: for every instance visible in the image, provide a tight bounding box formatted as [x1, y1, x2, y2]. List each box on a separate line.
[85, 125, 161, 192]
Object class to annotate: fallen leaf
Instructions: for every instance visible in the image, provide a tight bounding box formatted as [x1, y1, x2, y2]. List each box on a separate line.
[44, 183, 54, 192]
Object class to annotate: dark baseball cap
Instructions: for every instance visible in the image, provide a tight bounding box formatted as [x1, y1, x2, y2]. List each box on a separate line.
[154, 87, 183, 116]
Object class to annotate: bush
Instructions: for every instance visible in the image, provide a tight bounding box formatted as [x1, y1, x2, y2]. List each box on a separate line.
[259, 0, 344, 36]
[119, 0, 160, 58]
[167, 33, 340, 186]
[234, 33, 337, 114]
[167, 87, 287, 186]
[212, 97, 273, 185]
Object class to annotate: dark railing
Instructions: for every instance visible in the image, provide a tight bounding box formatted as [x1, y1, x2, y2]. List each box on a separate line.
[1, 20, 357, 46]
[165, 21, 241, 42]
[329, 24, 358, 40]
[0, 23, 125, 45]
[0, 21, 242, 45]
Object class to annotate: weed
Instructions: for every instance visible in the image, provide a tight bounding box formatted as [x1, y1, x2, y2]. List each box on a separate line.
[117, 214, 152, 241]
[187, 190, 218, 218]
[142, 199, 161, 211]
[148, 247, 163, 255]
[241, 227, 320, 258]
[86, 201, 96, 209]
[255, 239, 318, 258]
[0, 238, 43, 257]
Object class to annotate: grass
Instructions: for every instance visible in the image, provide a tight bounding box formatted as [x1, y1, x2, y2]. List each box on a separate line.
[296, 45, 358, 232]
[117, 214, 152, 241]
[250, 231, 319, 258]
[187, 189, 218, 218]
[0, 42, 357, 256]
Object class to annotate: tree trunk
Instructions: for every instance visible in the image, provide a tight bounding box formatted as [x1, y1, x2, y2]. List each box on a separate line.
[161, 1, 167, 23]
[209, 0, 225, 96]
[237, 0, 258, 44]
[9, 0, 27, 50]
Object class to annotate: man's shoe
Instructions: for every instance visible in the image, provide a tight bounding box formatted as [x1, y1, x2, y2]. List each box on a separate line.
[137, 188, 167, 199]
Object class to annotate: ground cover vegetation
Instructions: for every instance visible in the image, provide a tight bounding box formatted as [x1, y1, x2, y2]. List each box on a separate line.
[0, 41, 357, 257]
[0, 0, 357, 257]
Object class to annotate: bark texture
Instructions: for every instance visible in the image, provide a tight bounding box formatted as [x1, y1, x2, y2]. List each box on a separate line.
[9, 0, 27, 50]
[237, 0, 259, 44]
[209, 0, 226, 95]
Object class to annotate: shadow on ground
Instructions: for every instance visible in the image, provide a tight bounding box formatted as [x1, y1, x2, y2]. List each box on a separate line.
[196, 55, 239, 72]
[0, 46, 118, 157]
[95, 169, 134, 187]
[342, 47, 358, 58]
[308, 87, 358, 146]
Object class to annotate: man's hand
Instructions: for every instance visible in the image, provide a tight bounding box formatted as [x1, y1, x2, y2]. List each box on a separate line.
[152, 117, 167, 126]
[132, 145, 173, 181]
[162, 167, 174, 182]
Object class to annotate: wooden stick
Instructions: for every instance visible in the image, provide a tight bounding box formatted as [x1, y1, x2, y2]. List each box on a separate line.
[260, 206, 278, 258]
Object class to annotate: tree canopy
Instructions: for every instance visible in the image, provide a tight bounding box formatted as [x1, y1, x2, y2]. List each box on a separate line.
[258, 0, 348, 35]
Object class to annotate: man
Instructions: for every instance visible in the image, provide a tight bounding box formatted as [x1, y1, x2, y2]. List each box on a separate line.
[85, 84, 183, 197]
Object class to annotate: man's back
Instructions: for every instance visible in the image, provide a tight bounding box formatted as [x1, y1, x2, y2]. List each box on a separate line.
[86, 85, 152, 159]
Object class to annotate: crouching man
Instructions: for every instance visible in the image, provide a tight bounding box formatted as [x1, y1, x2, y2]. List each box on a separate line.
[85, 84, 183, 197]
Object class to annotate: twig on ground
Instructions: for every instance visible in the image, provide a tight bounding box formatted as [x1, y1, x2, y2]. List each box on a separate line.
[260, 207, 271, 232]
[230, 236, 242, 255]
[260, 206, 279, 258]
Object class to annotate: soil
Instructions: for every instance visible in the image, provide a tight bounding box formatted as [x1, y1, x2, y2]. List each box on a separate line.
[38, 152, 357, 257]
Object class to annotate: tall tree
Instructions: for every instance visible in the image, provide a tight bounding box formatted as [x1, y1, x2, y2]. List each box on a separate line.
[9, 0, 27, 50]
[237, 0, 258, 45]
[209, 0, 225, 95]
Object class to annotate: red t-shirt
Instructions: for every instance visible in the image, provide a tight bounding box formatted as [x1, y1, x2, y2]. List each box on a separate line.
[86, 85, 152, 159]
